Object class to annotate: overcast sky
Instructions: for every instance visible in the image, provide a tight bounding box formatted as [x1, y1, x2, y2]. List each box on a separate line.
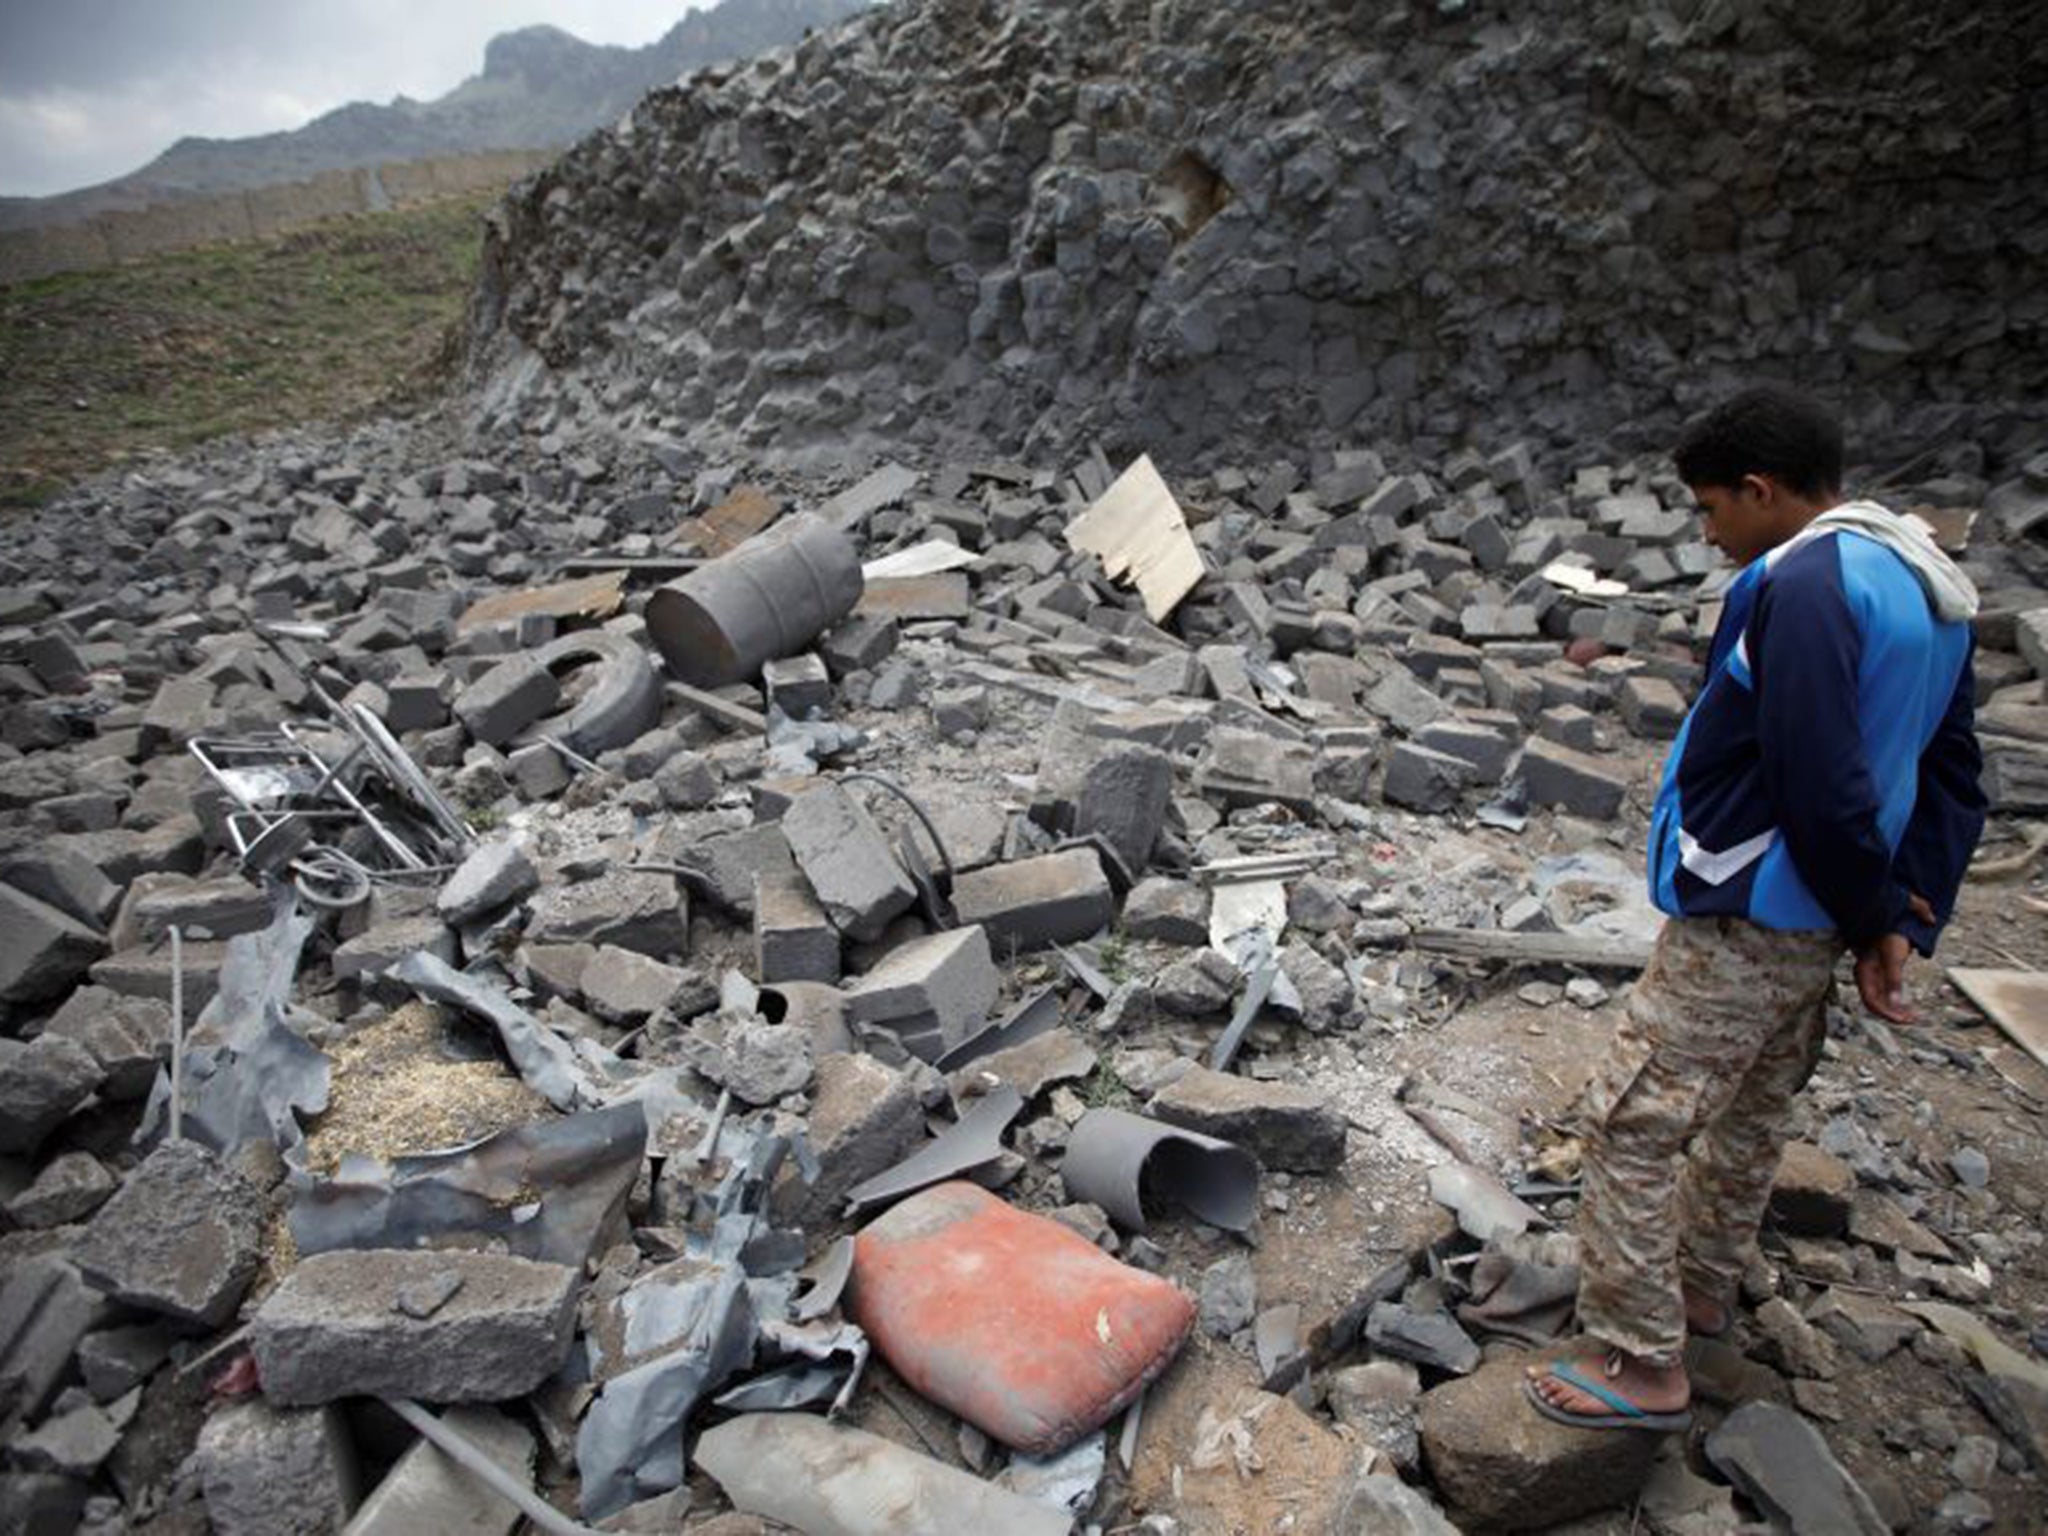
[0, 0, 693, 197]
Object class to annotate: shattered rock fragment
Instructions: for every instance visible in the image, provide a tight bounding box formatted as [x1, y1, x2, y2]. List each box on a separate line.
[843, 925, 999, 1063]
[436, 837, 537, 924]
[951, 848, 1114, 954]
[0, 1032, 103, 1154]
[196, 1399, 361, 1536]
[0, 882, 109, 1007]
[73, 1140, 265, 1328]
[1150, 1066, 1345, 1171]
[781, 782, 917, 943]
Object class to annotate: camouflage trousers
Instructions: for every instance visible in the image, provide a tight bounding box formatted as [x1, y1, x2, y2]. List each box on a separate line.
[1575, 916, 1841, 1366]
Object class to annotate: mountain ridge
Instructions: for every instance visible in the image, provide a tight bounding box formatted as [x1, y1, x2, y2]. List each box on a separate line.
[0, 0, 869, 233]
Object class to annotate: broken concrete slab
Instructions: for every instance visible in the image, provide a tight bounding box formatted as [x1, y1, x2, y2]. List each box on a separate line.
[773, 1052, 926, 1229]
[73, 1140, 265, 1328]
[525, 870, 687, 959]
[1769, 1141, 1854, 1236]
[781, 782, 918, 943]
[197, 1398, 361, 1536]
[1519, 736, 1630, 820]
[0, 882, 109, 1008]
[0, 1258, 114, 1427]
[843, 925, 999, 1063]
[1193, 729, 1316, 815]
[1150, 1066, 1345, 1172]
[345, 1405, 535, 1536]
[1420, 1356, 1659, 1529]
[251, 1249, 582, 1405]
[1382, 741, 1475, 813]
[453, 655, 561, 746]
[0, 1032, 103, 1154]
[1122, 876, 1208, 944]
[753, 865, 840, 984]
[949, 1026, 1097, 1103]
[437, 838, 538, 925]
[578, 945, 698, 1023]
[4, 1150, 116, 1228]
[951, 848, 1115, 955]
[1704, 1400, 1888, 1534]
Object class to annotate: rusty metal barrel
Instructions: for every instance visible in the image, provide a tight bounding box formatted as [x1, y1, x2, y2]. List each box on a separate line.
[645, 514, 864, 688]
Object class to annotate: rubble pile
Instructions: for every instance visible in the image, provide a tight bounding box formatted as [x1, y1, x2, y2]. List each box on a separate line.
[2, 398, 2046, 1533]
[466, 0, 2048, 466]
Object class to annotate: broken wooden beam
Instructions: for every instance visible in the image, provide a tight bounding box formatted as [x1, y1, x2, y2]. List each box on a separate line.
[1403, 927, 1655, 971]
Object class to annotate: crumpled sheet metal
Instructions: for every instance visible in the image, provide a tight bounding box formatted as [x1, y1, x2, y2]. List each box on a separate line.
[139, 897, 329, 1161]
[386, 950, 619, 1112]
[1060, 1107, 1260, 1235]
[287, 1102, 646, 1270]
[576, 1123, 854, 1521]
[1427, 1161, 1547, 1243]
[935, 986, 1062, 1073]
[696, 1413, 1072, 1536]
[842, 1085, 1024, 1215]
[578, 1262, 758, 1519]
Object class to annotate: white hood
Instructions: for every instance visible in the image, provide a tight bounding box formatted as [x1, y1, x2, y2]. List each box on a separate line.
[1775, 499, 1980, 624]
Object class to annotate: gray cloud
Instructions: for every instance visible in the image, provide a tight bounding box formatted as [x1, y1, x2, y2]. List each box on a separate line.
[0, 0, 687, 196]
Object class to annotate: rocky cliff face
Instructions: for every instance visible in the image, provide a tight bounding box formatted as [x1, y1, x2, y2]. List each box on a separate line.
[465, 0, 2048, 470]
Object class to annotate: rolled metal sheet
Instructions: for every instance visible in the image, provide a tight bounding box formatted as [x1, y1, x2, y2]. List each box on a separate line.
[646, 513, 863, 687]
[1063, 1107, 1261, 1234]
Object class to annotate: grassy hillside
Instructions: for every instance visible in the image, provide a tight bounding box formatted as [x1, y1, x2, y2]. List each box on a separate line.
[0, 194, 490, 509]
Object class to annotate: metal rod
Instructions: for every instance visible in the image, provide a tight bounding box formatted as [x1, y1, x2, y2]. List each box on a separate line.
[382, 1398, 605, 1536]
[168, 925, 185, 1143]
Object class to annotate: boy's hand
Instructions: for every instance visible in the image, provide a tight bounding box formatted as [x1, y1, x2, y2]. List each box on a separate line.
[1854, 935, 1914, 1024]
[1853, 895, 1931, 1024]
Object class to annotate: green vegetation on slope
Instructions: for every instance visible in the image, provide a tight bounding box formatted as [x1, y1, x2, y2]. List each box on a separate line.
[0, 194, 490, 509]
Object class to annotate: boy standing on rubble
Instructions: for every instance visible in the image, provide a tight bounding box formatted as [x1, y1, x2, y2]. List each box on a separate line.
[1526, 385, 1986, 1430]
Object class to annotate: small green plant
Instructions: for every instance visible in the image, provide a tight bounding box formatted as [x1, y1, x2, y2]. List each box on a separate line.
[466, 805, 501, 833]
[1079, 1063, 1134, 1111]
[1098, 931, 1132, 985]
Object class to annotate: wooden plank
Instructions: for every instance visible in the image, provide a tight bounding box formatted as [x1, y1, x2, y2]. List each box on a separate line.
[458, 570, 625, 634]
[856, 572, 971, 622]
[664, 680, 766, 735]
[678, 485, 780, 557]
[1948, 968, 2048, 1072]
[1063, 454, 1205, 622]
[1406, 926, 1655, 971]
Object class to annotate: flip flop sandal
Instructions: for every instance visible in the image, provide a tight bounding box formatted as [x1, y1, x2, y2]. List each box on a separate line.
[1524, 1360, 1693, 1433]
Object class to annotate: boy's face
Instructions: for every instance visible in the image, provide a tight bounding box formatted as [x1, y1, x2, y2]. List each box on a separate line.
[1689, 475, 1787, 566]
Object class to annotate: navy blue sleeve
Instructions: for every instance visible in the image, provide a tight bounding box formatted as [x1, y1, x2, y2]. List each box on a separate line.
[1748, 547, 1913, 949]
[1890, 643, 1986, 956]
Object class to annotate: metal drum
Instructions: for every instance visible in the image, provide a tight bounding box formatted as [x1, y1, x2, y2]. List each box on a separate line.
[645, 513, 864, 687]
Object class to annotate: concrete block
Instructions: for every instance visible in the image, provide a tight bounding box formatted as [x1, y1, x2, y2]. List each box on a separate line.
[781, 783, 917, 943]
[578, 945, 696, 1023]
[1193, 730, 1316, 815]
[1617, 675, 1688, 739]
[843, 925, 999, 1062]
[197, 1399, 360, 1536]
[331, 914, 457, 984]
[1151, 1065, 1347, 1171]
[0, 1033, 102, 1154]
[251, 1250, 581, 1406]
[437, 838, 538, 925]
[73, 1141, 264, 1327]
[0, 883, 109, 1009]
[1520, 737, 1629, 820]
[525, 871, 687, 958]
[0, 1259, 114, 1426]
[1536, 704, 1598, 751]
[772, 1052, 925, 1228]
[1381, 742, 1474, 813]
[755, 866, 840, 984]
[453, 656, 560, 746]
[951, 848, 1115, 955]
[1122, 877, 1208, 945]
[763, 652, 833, 719]
[345, 1406, 533, 1536]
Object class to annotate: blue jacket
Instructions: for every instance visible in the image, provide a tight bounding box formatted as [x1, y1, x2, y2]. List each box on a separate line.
[1648, 525, 1984, 954]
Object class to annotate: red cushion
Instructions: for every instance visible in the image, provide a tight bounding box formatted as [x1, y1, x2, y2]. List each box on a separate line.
[849, 1181, 1196, 1454]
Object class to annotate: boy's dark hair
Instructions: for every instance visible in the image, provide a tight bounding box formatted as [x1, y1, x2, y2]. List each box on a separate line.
[1673, 386, 1844, 497]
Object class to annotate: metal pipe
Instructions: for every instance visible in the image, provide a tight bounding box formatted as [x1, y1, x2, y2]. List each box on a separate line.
[645, 514, 863, 687]
[381, 1398, 605, 1536]
[168, 925, 185, 1143]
